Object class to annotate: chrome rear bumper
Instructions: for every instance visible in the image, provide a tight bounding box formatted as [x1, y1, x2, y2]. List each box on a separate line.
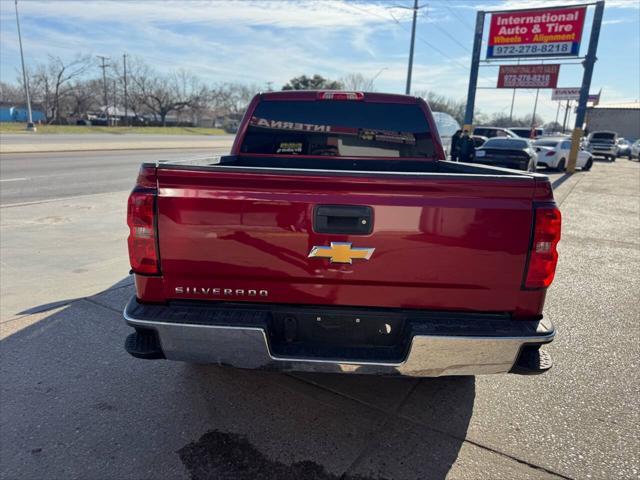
[123, 298, 555, 377]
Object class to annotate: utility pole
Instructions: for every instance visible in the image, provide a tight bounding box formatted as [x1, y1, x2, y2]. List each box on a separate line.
[562, 100, 570, 133]
[567, 0, 604, 173]
[393, 1, 426, 95]
[530, 88, 540, 129]
[405, 0, 418, 95]
[97, 55, 110, 124]
[14, 0, 35, 131]
[463, 10, 485, 131]
[508, 88, 516, 124]
[123, 53, 128, 126]
[508, 59, 520, 124]
[113, 79, 117, 126]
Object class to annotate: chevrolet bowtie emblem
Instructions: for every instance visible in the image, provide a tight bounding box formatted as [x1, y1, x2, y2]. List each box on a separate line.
[308, 242, 375, 264]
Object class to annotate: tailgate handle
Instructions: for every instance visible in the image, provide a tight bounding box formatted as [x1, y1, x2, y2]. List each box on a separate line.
[314, 205, 373, 235]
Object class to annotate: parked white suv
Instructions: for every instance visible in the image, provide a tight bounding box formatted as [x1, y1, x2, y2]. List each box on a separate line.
[586, 131, 618, 161]
[534, 137, 593, 171]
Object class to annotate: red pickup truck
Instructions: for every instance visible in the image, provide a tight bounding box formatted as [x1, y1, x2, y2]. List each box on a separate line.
[123, 90, 560, 377]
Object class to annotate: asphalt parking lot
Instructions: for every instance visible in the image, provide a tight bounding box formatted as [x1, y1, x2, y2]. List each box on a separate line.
[1, 149, 638, 479]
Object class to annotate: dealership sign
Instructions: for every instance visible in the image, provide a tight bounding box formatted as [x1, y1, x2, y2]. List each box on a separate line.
[551, 88, 601, 104]
[551, 87, 581, 100]
[487, 6, 586, 59]
[497, 64, 560, 88]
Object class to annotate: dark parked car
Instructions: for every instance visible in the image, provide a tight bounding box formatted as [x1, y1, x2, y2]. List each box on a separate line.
[473, 137, 538, 172]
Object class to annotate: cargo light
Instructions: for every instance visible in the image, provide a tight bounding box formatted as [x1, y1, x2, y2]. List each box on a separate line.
[127, 165, 159, 274]
[524, 205, 561, 289]
[317, 91, 364, 101]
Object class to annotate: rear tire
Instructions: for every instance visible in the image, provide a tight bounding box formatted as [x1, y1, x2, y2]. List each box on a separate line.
[583, 159, 593, 171]
[557, 159, 566, 171]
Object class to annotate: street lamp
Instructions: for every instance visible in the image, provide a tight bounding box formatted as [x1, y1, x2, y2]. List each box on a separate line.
[14, 0, 35, 132]
[370, 67, 388, 89]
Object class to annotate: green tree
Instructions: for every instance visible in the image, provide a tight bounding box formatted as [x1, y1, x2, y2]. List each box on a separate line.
[281, 74, 343, 91]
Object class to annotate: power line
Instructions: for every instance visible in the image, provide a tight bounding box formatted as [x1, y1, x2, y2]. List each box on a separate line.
[414, 34, 470, 72]
[444, 3, 475, 32]
[425, 16, 472, 53]
[342, 2, 470, 73]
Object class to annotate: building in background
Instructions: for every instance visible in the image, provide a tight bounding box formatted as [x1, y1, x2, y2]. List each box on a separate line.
[0, 103, 46, 123]
[586, 102, 640, 140]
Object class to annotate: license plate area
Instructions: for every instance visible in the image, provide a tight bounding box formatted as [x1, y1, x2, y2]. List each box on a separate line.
[268, 309, 408, 362]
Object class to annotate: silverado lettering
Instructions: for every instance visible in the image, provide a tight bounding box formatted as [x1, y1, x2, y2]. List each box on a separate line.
[124, 90, 560, 377]
[174, 287, 268, 297]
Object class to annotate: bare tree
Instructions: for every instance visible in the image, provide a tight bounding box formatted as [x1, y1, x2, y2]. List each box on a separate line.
[415, 91, 467, 126]
[340, 73, 376, 91]
[488, 113, 544, 128]
[211, 82, 258, 117]
[174, 70, 212, 125]
[65, 79, 102, 118]
[129, 63, 206, 126]
[0, 81, 23, 104]
[27, 55, 91, 123]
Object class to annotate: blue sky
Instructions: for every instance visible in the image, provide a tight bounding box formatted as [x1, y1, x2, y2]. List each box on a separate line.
[1, 0, 638, 122]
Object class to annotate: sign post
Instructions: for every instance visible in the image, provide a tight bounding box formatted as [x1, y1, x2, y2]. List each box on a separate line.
[465, 4, 590, 135]
[567, 1, 605, 173]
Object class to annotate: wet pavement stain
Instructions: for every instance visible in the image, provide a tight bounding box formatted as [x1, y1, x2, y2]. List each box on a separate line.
[178, 430, 388, 480]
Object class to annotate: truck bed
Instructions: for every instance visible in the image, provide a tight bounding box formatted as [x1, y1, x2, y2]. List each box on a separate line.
[142, 157, 551, 319]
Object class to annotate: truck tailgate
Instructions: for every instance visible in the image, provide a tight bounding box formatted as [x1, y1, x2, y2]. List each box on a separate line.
[156, 166, 539, 314]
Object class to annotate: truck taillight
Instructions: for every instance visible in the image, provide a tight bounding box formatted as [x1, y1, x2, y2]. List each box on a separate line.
[317, 91, 364, 101]
[127, 165, 159, 274]
[127, 189, 158, 274]
[524, 205, 561, 289]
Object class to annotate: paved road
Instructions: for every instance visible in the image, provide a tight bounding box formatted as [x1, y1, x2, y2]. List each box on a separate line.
[1, 156, 638, 479]
[0, 133, 234, 145]
[0, 148, 229, 205]
[0, 133, 236, 154]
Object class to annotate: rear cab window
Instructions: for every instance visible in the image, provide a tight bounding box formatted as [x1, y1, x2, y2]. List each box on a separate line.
[240, 99, 435, 158]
